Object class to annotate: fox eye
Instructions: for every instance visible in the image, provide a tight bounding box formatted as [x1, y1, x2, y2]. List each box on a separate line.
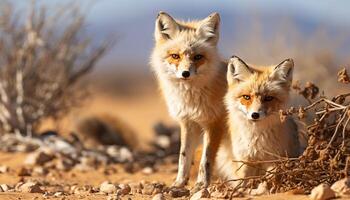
[264, 96, 274, 101]
[242, 95, 251, 100]
[193, 54, 203, 61]
[171, 54, 180, 59]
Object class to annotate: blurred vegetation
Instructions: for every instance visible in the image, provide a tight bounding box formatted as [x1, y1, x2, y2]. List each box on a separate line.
[0, 1, 112, 136]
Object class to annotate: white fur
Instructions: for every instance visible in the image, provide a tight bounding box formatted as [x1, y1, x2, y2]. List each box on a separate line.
[150, 12, 227, 189]
[217, 57, 300, 183]
[217, 102, 300, 181]
[150, 43, 225, 124]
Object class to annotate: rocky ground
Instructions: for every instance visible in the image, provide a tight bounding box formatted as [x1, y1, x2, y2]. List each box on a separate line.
[0, 128, 349, 200]
[0, 91, 348, 200]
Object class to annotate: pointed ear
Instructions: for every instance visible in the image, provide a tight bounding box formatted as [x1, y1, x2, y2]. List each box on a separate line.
[155, 12, 179, 42]
[196, 12, 220, 45]
[270, 58, 294, 84]
[227, 56, 254, 85]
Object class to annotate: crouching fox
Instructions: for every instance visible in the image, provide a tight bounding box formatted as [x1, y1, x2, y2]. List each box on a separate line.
[217, 56, 301, 182]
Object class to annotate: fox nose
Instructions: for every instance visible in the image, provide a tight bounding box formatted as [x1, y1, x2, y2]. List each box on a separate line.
[182, 71, 190, 78]
[251, 112, 260, 120]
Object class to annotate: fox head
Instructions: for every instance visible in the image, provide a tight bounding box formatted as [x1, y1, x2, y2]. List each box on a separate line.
[151, 11, 221, 82]
[225, 56, 294, 121]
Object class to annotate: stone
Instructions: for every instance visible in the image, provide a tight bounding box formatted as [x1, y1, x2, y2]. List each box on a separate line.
[19, 182, 44, 193]
[155, 135, 171, 149]
[53, 191, 64, 197]
[152, 193, 165, 200]
[118, 147, 133, 162]
[56, 158, 74, 171]
[106, 195, 119, 200]
[210, 190, 229, 199]
[310, 183, 336, 200]
[142, 167, 154, 175]
[32, 166, 48, 175]
[142, 184, 155, 195]
[129, 182, 142, 194]
[100, 181, 117, 194]
[17, 167, 31, 176]
[80, 156, 97, 167]
[74, 163, 93, 172]
[331, 178, 350, 196]
[72, 185, 93, 195]
[169, 187, 190, 198]
[16, 144, 36, 152]
[0, 184, 10, 192]
[117, 183, 131, 196]
[250, 181, 269, 196]
[0, 165, 9, 173]
[24, 150, 54, 165]
[190, 189, 210, 200]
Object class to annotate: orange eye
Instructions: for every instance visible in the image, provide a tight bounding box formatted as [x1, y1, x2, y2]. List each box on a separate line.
[171, 54, 180, 59]
[242, 95, 251, 100]
[264, 96, 274, 101]
[193, 54, 203, 61]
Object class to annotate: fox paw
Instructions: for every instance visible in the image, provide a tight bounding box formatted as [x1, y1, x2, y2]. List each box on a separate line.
[191, 181, 208, 194]
[171, 178, 188, 188]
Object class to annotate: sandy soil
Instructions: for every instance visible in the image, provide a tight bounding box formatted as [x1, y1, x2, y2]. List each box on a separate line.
[0, 150, 316, 200]
[0, 90, 348, 200]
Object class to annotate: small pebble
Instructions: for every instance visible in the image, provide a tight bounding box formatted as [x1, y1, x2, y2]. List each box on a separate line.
[0, 184, 11, 192]
[169, 187, 190, 198]
[331, 177, 350, 196]
[152, 193, 165, 200]
[310, 183, 336, 200]
[190, 189, 210, 200]
[0, 165, 9, 173]
[19, 181, 44, 193]
[100, 181, 117, 194]
[142, 167, 154, 175]
[17, 167, 31, 176]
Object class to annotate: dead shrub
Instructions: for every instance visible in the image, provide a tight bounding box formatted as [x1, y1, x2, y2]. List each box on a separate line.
[0, 2, 112, 135]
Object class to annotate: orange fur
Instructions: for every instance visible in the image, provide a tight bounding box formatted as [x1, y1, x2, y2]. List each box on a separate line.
[216, 56, 301, 184]
[151, 12, 227, 190]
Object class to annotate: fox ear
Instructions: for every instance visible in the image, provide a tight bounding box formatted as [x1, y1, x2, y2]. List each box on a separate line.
[155, 12, 179, 42]
[270, 58, 294, 84]
[227, 56, 254, 85]
[197, 12, 220, 45]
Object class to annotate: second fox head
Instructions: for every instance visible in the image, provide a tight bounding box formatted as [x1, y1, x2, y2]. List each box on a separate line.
[225, 56, 294, 121]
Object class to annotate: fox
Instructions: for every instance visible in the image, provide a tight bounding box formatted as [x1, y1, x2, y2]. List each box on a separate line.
[216, 56, 301, 182]
[150, 11, 227, 190]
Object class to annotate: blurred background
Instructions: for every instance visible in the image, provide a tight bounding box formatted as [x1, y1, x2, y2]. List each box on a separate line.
[8, 0, 350, 149]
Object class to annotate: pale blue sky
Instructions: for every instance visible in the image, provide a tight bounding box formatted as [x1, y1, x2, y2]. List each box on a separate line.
[11, 0, 350, 70]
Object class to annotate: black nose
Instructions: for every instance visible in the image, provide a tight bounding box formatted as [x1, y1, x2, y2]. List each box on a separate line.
[251, 112, 260, 120]
[182, 71, 190, 78]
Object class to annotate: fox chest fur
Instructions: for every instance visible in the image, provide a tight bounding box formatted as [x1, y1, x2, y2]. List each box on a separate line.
[230, 114, 300, 161]
[159, 75, 226, 124]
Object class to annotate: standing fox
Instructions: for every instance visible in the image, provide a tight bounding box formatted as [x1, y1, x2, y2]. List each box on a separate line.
[150, 12, 227, 190]
[217, 56, 301, 181]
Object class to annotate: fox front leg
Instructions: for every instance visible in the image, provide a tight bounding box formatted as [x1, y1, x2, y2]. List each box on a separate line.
[172, 121, 201, 187]
[193, 120, 224, 192]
